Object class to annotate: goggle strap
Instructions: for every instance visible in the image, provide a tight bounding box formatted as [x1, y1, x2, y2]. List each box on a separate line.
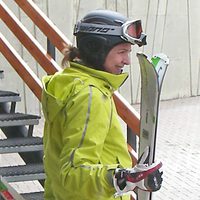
[74, 22, 122, 36]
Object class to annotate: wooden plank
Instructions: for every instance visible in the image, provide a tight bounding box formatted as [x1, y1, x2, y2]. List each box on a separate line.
[0, 33, 42, 101]
[14, 0, 72, 53]
[113, 92, 140, 136]
[0, 1, 61, 74]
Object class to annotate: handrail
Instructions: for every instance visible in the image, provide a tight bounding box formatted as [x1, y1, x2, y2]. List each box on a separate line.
[0, 1, 61, 75]
[113, 91, 140, 134]
[14, 0, 72, 52]
[14, 0, 140, 136]
[0, 32, 42, 101]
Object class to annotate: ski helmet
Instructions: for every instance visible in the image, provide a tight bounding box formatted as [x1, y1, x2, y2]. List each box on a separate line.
[73, 9, 146, 69]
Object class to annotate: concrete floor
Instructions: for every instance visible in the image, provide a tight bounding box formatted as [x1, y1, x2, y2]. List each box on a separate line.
[152, 96, 200, 200]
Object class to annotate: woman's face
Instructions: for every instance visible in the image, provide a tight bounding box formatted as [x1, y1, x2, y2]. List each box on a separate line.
[103, 43, 132, 75]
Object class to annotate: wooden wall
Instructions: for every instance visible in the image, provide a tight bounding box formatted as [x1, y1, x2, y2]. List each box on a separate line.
[0, 0, 200, 114]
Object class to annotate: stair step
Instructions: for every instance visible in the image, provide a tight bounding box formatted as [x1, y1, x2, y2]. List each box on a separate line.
[21, 191, 44, 200]
[0, 137, 43, 154]
[0, 113, 40, 127]
[0, 70, 3, 79]
[0, 163, 45, 182]
[0, 90, 21, 103]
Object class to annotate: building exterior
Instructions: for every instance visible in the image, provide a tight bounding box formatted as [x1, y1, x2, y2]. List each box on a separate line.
[1, 0, 200, 115]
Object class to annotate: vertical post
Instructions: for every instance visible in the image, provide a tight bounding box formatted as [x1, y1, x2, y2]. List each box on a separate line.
[47, 38, 55, 60]
[127, 125, 137, 153]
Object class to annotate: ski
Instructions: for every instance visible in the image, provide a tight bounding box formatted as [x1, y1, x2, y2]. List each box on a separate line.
[0, 176, 25, 200]
[136, 52, 169, 200]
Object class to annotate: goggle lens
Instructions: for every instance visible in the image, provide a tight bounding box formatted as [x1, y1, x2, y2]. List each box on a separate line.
[126, 20, 142, 39]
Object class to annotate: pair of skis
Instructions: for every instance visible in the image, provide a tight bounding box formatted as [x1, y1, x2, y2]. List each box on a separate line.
[136, 52, 169, 200]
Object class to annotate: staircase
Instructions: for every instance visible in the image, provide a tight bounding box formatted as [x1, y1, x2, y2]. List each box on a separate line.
[0, 70, 44, 199]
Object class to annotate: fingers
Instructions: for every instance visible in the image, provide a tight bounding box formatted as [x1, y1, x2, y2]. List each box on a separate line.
[145, 169, 163, 191]
[138, 146, 150, 164]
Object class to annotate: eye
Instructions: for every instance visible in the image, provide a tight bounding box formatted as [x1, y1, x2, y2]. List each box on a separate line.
[118, 50, 126, 54]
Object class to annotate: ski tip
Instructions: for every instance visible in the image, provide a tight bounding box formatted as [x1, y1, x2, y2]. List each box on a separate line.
[152, 53, 169, 65]
[136, 52, 169, 65]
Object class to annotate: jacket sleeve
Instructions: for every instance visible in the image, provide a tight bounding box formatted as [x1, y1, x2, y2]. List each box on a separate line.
[59, 85, 118, 198]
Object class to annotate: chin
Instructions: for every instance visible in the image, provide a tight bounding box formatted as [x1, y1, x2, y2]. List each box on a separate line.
[117, 69, 123, 74]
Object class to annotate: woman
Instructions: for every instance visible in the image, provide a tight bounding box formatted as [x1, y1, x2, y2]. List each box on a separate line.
[41, 9, 162, 200]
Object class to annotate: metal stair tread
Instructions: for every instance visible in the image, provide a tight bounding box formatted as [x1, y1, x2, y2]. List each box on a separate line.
[0, 90, 19, 97]
[0, 137, 43, 153]
[0, 90, 21, 102]
[21, 191, 44, 200]
[0, 113, 40, 127]
[0, 163, 45, 182]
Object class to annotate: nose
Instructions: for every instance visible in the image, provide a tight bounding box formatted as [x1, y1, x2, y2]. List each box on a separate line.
[123, 54, 131, 65]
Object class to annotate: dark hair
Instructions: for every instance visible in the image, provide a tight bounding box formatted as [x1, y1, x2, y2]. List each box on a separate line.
[61, 45, 79, 67]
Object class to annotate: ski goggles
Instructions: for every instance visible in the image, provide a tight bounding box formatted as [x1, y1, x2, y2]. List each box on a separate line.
[74, 19, 147, 46]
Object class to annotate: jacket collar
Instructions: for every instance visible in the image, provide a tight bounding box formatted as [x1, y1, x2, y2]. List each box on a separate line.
[68, 62, 128, 91]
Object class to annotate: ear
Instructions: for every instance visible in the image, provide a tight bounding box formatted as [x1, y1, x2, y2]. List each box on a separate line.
[79, 35, 108, 53]
[78, 35, 109, 68]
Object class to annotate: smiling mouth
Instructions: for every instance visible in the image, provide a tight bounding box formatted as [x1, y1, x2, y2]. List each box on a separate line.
[114, 66, 124, 74]
[118, 66, 124, 73]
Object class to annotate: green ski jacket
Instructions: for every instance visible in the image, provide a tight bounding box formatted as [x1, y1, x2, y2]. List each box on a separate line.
[41, 62, 132, 200]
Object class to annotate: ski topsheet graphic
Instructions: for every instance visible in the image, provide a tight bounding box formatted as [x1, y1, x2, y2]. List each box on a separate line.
[0, 176, 25, 200]
[137, 52, 169, 200]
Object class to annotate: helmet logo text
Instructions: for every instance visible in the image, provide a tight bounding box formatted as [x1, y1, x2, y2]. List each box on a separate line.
[79, 26, 115, 33]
